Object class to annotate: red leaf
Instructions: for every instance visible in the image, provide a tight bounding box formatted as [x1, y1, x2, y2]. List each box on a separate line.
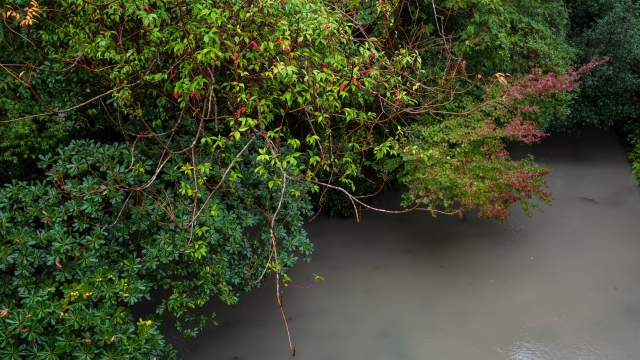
[173, 92, 178, 99]
[324, 24, 330, 29]
[190, 90, 196, 98]
[276, 38, 282, 43]
[55, 261, 62, 268]
[364, 68, 371, 76]
[339, 84, 345, 91]
[394, 90, 399, 97]
[251, 41, 259, 50]
[170, 73, 175, 78]
[369, 52, 376, 59]
[325, 38, 329, 44]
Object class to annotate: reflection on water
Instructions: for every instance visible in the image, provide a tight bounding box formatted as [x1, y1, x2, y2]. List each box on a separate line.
[165, 129, 640, 359]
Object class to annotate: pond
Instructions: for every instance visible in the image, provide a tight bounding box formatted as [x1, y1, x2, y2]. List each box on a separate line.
[165, 129, 640, 359]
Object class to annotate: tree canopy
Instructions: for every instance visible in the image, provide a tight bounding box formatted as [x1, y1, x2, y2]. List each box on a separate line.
[0, 0, 608, 358]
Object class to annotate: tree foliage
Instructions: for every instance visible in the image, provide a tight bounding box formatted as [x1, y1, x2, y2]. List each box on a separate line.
[563, 0, 640, 177]
[0, 0, 591, 358]
[438, 0, 573, 74]
[566, 0, 640, 127]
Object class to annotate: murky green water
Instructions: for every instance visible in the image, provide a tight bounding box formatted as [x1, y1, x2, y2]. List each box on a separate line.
[165, 129, 640, 359]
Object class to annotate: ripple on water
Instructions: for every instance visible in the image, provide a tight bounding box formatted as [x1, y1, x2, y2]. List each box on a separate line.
[503, 335, 610, 360]
[504, 340, 561, 360]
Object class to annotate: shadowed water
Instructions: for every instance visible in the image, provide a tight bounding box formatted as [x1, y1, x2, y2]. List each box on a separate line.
[164, 129, 640, 359]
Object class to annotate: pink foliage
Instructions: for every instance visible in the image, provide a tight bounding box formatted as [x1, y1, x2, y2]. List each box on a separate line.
[507, 57, 609, 100]
[501, 118, 547, 144]
[478, 169, 551, 219]
[495, 149, 510, 158]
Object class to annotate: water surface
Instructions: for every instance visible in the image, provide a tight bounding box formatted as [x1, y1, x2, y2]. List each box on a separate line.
[166, 129, 640, 359]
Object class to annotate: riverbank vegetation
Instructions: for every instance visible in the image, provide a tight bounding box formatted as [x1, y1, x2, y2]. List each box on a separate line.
[0, 0, 635, 358]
